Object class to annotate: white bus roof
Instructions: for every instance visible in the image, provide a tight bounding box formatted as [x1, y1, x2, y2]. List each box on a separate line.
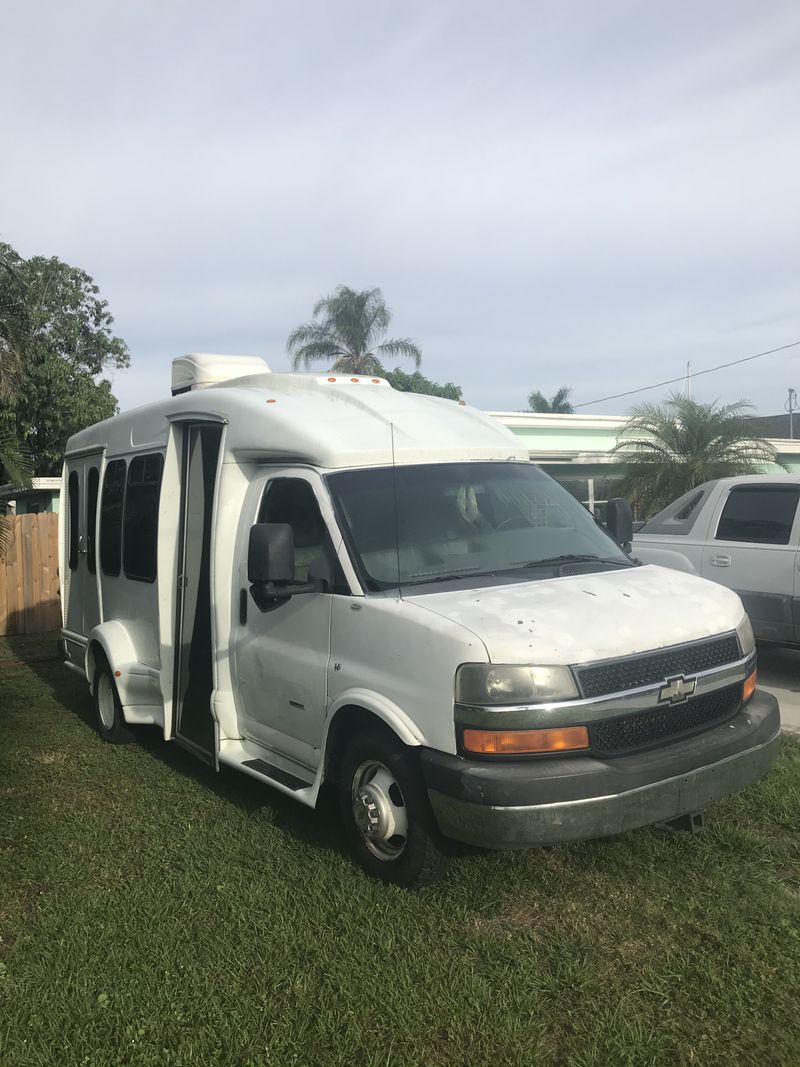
[65, 372, 528, 469]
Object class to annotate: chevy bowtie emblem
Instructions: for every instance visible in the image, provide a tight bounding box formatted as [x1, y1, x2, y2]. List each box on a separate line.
[658, 675, 697, 705]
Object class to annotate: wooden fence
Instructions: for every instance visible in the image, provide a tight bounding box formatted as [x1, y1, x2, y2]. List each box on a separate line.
[0, 513, 61, 636]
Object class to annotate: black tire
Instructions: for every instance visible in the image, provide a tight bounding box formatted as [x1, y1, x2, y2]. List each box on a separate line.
[338, 730, 451, 889]
[93, 656, 134, 744]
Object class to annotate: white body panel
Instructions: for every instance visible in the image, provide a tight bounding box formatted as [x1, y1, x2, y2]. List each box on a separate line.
[406, 565, 742, 666]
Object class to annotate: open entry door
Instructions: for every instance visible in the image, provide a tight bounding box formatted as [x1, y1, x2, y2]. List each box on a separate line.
[63, 452, 103, 640]
[173, 423, 223, 759]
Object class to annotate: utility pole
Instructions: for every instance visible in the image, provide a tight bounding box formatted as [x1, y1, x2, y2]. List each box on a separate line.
[684, 361, 692, 399]
[787, 387, 797, 440]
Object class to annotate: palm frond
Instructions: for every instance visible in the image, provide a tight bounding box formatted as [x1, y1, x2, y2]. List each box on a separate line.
[331, 353, 385, 375]
[374, 338, 421, 369]
[612, 392, 782, 516]
[288, 339, 346, 371]
[0, 513, 15, 561]
[0, 428, 35, 489]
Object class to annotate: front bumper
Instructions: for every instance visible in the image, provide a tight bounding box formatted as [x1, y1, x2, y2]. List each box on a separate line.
[421, 690, 781, 849]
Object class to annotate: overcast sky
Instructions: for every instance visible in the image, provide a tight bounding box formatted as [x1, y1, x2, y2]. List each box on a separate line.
[2, 0, 799, 415]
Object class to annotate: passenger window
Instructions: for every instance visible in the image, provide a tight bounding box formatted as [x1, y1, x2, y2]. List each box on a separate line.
[716, 487, 800, 545]
[68, 471, 80, 571]
[100, 459, 126, 576]
[87, 467, 99, 575]
[258, 478, 328, 582]
[124, 453, 164, 582]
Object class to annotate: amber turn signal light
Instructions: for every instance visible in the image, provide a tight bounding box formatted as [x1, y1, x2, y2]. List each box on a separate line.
[462, 725, 590, 755]
[743, 669, 757, 703]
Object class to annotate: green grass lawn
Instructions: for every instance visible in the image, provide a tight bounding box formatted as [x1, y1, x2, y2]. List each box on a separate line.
[1, 633, 799, 1066]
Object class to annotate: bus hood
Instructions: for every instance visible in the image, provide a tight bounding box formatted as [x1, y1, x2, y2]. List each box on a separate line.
[406, 564, 745, 665]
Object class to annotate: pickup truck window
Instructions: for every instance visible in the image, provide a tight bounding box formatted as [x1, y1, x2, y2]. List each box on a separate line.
[637, 483, 713, 536]
[328, 462, 631, 589]
[716, 486, 800, 545]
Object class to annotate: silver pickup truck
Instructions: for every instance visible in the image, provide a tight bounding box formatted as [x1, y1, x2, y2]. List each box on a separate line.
[633, 475, 800, 646]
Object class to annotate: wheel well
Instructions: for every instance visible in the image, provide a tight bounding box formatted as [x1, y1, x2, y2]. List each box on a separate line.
[324, 706, 403, 782]
[86, 641, 107, 686]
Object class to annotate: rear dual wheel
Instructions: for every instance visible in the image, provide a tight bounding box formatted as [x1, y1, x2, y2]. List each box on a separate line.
[93, 656, 134, 744]
[338, 730, 451, 889]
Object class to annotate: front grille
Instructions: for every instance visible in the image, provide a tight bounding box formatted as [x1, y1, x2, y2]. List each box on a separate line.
[589, 683, 741, 756]
[576, 634, 740, 698]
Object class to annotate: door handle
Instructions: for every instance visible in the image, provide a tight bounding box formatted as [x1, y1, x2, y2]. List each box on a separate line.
[710, 554, 732, 567]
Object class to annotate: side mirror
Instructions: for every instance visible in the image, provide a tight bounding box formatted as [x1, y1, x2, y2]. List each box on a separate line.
[606, 498, 633, 548]
[248, 523, 294, 585]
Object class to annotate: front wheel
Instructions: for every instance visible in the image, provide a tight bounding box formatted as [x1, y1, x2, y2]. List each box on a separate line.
[338, 731, 451, 889]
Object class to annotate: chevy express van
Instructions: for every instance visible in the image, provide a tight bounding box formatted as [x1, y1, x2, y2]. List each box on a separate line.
[60, 355, 780, 886]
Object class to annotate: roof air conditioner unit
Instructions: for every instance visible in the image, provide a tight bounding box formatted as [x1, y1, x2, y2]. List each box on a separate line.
[171, 353, 271, 395]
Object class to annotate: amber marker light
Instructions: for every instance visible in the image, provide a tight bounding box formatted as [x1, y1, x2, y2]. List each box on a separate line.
[743, 668, 757, 703]
[462, 725, 589, 755]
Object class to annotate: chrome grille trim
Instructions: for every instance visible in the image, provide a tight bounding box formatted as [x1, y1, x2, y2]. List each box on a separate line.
[574, 632, 741, 699]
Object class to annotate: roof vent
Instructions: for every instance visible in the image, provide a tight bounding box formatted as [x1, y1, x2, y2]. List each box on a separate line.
[171, 353, 271, 395]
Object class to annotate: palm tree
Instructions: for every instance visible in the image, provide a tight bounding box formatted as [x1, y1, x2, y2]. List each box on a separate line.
[528, 386, 574, 413]
[287, 286, 421, 375]
[612, 393, 781, 517]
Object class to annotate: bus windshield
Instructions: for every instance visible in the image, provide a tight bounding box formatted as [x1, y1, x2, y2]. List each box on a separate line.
[327, 462, 632, 589]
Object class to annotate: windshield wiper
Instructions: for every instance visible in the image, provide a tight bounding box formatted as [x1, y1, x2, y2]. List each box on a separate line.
[406, 568, 505, 585]
[515, 554, 634, 570]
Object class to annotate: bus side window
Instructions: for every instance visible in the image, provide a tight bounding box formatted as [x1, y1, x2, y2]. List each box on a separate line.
[100, 460, 126, 576]
[68, 471, 80, 571]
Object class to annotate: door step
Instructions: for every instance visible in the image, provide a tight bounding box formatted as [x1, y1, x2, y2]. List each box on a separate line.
[241, 759, 308, 791]
[218, 739, 319, 805]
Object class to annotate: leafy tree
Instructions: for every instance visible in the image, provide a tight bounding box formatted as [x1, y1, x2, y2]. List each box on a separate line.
[287, 286, 421, 375]
[0, 246, 32, 557]
[612, 394, 781, 517]
[382, 367, 462, 401]
[0, 242, 129, 478]
[528, 386, 574, 413]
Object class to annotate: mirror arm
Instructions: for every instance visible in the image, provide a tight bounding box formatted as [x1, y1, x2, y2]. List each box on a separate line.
[249, 579, 324, 613]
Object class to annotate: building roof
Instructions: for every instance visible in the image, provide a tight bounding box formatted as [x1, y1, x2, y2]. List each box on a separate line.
[0, 477, 61, 500]
[746, 414, 798, 440]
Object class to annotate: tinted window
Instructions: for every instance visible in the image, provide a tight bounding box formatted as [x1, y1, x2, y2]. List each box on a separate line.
[87, 467, 99, 575]
[638, 484, 713, 536]
[100, 460, 126, 576]
[68, 471, 80, 571]
[124, 453, 164, 582]
[716, 487, 800, 545]
[258, 478, 328, 582]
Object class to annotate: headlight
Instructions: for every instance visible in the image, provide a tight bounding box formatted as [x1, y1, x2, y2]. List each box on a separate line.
[736, 614, 755, 658]
[455, 663, 579, 705]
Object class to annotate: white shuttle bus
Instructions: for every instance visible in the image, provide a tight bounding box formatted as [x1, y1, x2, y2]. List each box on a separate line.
[59, 355, 780, 887]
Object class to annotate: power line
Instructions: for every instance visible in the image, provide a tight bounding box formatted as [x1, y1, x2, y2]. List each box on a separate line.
[573, 338, 800, 409]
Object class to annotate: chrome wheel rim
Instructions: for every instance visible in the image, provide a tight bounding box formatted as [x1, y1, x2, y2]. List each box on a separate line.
[97, 674, 116, 730]
[351, 760, 409, 860]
